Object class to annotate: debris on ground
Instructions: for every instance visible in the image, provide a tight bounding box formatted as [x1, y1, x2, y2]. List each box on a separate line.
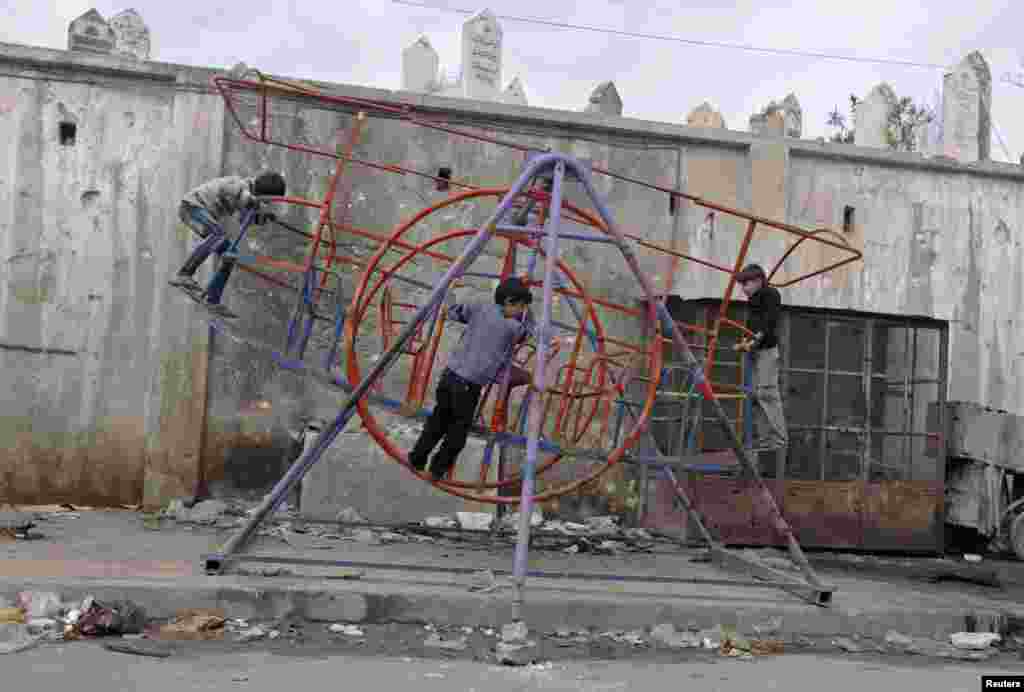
[336, 507, 366, 524]
[469, 569, 498, 593]
[752, 617, 783, 637]
[963, 553, 983, 563]
[424, 516, 458, 530]
[0, 511, 40, 540]
[424, 633, 469, 651]
[547, 627, 590, 646]
[328, 624, 364, 637]
[0, 607, 25, 624]
[883, 631, 913, 649]
[187, 500, 230, 524]
[598, 630, 647, 647]
[950, 632, 1001, 650]
[456, 512, 493, 531]
[697, 628, 722, 649]
[832, 636, 863, 653]
[501, 509, 544, 530]
[346, 528, 378, 543]
[649, 623, 701, 649]
[236, 625, 269, 643]
[379, 531, 408, 544]
[0, 623, 41, 655]
[496, 620, 538, 666]
[76, 597, 147, 637]
[153, 610, 226, 641]
[18, 591, 63, 620]
[584, 516, 619, 535]
[102, 639, 174, 658]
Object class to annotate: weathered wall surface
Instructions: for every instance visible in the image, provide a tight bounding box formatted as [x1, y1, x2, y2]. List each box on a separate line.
[4, 43, 1024, 515]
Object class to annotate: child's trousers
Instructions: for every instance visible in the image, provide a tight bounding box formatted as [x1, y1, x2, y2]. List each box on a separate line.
[409, 369, 482, 478]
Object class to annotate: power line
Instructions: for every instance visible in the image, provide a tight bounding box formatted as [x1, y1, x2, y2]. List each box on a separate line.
[392, 0, 948, 70]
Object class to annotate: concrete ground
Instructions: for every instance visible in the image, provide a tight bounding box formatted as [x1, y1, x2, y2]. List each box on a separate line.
[2, 506, 1024, 650]
[6, 639, 1024, 692]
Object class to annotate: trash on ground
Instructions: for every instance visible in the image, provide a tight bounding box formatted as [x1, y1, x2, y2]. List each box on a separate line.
[424, 633, 469, 651]
[584, 516, 619, 534]
[77, 598, 147, 637]
[469, 570, 498, 593]
[102, 640, 173, 658]
[154, 610, 226, 641]
[0, 608, 25, 625]
[950, 632, 1001, 650]
[237, 626, 268, 643]
[0, 623, 41, 655]
[329, 624, 364, 637]
[424, 516, 458, 530]
[456, 512, 493, 531]
[17, 590, 61, 619]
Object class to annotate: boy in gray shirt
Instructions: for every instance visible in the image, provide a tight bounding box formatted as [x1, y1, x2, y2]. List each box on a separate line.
[169, 171, 286, 318]
[409, 277, 538, 481]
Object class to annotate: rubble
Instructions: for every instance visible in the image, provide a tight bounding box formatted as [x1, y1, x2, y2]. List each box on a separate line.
[77, 597, 147, 637]
[456, 512, 493, 531]
[950, 632, 1001, 650]
[424, 633, 469, 651]
[336, 507, 366, 524]
[154, 610, 226, 641]
[650, 623, 701, 649]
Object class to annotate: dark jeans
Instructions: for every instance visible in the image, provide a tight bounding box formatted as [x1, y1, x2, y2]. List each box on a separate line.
[409, 369, 482, 478]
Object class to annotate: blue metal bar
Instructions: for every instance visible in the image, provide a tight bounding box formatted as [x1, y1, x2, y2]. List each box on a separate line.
[324, 296, 346, 372]
[207, 155, 561, 573]
[496, 225, 617, 244]
[513, 160, 566, 599]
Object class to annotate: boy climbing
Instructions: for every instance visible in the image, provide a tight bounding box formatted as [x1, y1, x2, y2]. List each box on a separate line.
[169, 171, 286, 318]
[408, 276, 540, 482]
[733, 263, 789, 453]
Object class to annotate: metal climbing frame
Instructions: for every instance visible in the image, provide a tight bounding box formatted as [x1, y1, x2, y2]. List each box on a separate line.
[196, 71, 864, 610]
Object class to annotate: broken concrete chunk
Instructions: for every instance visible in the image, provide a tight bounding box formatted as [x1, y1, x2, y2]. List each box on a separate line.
[456, 512, 493, 531]
[884, 631, 913, 648]
[424, 516, 458, 529]
[950, 632, 1001, 650]
[424, 633, 469, 651]
[336, 507, 366, 524]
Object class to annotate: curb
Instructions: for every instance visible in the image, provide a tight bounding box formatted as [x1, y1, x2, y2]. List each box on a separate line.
[0, 573, 1014, 640]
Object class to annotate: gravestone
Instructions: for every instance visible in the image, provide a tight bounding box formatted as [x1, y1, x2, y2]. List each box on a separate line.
[584, 81, 623, 116]
[749, 104, 784, 136]
[109, 8, 151, 60]
[781, 93, 802, 138]
[502, 76, 528, 106]
[854, 83, 897, 149]
[460, 9, 503, 101]
[941, 51, 992, 162]
[67, 9, 116, 55]
[401, 35, 440, 94]
[685, 101, 725, 129]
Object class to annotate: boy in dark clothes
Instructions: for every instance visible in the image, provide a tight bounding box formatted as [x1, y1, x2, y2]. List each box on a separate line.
[733, 263, 788, 451]
[169, 171, 286, 318]
[409, 277, 537, 481]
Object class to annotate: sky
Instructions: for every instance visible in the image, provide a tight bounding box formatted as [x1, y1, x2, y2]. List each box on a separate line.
[3, 1, 1024, 162]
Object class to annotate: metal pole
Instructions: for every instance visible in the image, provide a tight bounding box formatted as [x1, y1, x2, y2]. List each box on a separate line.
[573, 170, 825, 590]
[512, 161, 565, 616]
[207, 156, 560, 573]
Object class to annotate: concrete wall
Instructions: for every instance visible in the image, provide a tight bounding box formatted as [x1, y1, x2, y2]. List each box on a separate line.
[3, 42, 1024, 516]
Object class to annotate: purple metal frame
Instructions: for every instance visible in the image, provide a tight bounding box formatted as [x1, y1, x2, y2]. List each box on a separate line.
[203, 152, 832, 611]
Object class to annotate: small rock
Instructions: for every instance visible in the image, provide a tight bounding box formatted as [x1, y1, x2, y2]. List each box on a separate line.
[461, 626, 474, 634]
[237, 626, 267, 643]
[950, 632, 1001, 650]
[328, 624, 364, 637]
[268, 630, 280, 640]
[884, 631, 913, 648]
[424, 634, 468, 651]
[188, 500, 229, 524]
[483, 629, 495, 636]
[469, 570, 497, 593]
[456, 512, 493, 531]
[496, 640, 537, 666]
[833, 636, 862, 653]
[697, 628, 721, 649]
[424, 516, 457, 530]
[501, 621, 529, 643]
[963, 553, 983, 563]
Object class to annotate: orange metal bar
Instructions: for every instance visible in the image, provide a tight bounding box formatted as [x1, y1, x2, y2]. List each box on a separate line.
[705, 218, 758, 380]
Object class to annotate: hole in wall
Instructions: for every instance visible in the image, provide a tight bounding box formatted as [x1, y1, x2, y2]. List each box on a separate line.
[843, 205, 855, 233]
[435, 167, 451, 191]
[59, 121, 77, 146]
[669, 193, 678, 216]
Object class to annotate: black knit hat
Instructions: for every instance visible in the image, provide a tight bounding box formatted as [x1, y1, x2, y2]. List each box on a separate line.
[736, 264, 767, 283]
[494, 277, 533, 306]
[252, 171, 286, 197]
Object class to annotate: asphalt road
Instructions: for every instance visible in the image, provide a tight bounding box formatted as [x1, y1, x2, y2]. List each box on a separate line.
[7, 641, 1024, 692]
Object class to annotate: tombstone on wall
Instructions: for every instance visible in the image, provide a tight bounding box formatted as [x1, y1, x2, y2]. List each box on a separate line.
[686, 101, 726, 129]
[749, 103, 785, 136]
[402, 35, 440, 94]
[781, 93, 802, 138]
[460, 8, 503, 101]
[941, 51, 992, 162]
[109, 8, 151, 60]
[585, 81, 623, 116]
[502, 76, 528, 106]
[854, 83, 897, 149]
[68, 9, 116, 55]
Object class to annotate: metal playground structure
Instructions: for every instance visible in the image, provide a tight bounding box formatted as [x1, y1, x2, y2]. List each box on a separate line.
[189, 70, 864, 613]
